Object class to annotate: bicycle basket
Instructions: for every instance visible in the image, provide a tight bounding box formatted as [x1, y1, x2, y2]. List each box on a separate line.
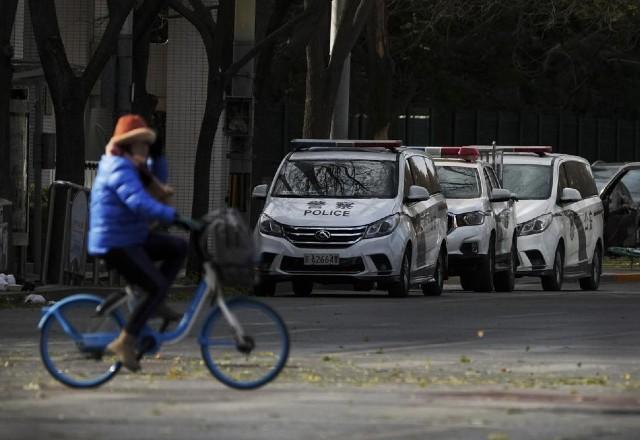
[200, 208, 256, 288]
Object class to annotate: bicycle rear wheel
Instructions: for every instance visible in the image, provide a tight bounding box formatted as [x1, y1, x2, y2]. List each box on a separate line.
[199, 298, 289, 390]
[39, 295, 124, 388]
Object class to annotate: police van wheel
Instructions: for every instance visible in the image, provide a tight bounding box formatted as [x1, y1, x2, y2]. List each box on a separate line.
[292, 280, 313, 297]
[542, 245, 564, 291]
[579, 245, 601, 291]
[494, 243, 516, 292]
[474, 238, 495, 292]
[388, 251, 411, 297]
[422, 249, 445, 296]
[459, 274, 474, 291]
[254, 281, 276, 297]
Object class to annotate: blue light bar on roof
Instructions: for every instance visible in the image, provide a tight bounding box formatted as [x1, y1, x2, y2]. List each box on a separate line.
[290, 139, 402, 151]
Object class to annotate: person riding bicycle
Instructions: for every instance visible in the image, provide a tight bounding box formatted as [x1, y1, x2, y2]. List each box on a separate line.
[88, 114, 190, 372]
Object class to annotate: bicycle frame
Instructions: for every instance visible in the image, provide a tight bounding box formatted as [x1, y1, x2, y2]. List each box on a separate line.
[38, 261, 246, 355]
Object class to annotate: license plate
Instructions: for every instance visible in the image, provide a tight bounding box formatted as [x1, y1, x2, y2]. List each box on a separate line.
[304, 254, 340, 265]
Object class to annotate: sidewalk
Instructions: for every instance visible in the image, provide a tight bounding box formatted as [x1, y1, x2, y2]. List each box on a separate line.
[0, 283, 198, 302]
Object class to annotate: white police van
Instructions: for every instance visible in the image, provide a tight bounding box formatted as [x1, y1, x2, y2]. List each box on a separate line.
[498, 147, 604, 291]
[252, 139, 448, 297]
[422, 147, 518, 292]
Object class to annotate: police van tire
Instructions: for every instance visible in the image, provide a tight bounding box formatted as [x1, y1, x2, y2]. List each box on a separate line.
[422, 248, 445, 296]
[254, 280, 276, 297]
[579, 245, 601, 291]
[494, 242, 516, 292]
[542, 245, 564, 291]
[292, 280, 313, 297]
[460, 274, 474, 291]
[474, 238, 495, 292]
[388, 250, 411, 297]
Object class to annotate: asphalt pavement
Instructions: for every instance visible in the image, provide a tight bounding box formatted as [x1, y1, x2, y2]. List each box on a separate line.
[1, 278, 640, 439]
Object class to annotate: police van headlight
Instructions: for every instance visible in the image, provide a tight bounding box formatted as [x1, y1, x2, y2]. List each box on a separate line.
[517, 213, 552, 236]
[259, 214, 284, 237]
[365, 214, 400, 238]
[455, 211, 485, 226]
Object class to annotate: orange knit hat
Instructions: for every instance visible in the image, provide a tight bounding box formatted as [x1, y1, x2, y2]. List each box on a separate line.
[110, 114, 156, 146]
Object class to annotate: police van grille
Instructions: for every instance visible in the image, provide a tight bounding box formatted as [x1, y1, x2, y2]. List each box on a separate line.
[283, 225, 366, 248]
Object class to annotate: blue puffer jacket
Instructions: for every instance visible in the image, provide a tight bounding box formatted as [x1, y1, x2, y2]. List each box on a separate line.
[88, 155, 177, 255]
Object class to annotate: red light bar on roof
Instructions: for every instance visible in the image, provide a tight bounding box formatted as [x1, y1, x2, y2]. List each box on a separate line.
[290, 139, 402, 151]
[423, 146, 480, 162]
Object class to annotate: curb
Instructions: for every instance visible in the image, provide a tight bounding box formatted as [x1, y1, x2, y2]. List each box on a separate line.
[601, 272, 640, 283]
[0, 284, 198, 302]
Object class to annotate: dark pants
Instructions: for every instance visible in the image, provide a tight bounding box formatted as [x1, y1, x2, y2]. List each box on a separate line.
[103, 233, 188, 335]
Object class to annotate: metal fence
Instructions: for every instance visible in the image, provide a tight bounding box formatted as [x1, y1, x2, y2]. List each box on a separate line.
[349, 108, 640, 163]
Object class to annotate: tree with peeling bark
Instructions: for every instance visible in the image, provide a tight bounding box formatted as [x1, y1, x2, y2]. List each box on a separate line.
[302, 0, 374, 138]
[168, 0, 325, 270]
[0, 0, 19, 204]
[28, 0, 167, 282]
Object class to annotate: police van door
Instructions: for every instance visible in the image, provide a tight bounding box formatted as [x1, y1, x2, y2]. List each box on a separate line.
[405, 156, 437, 273]
[601, 167, 640, 249]
[559, 161, 599, 271]
[483, 166, 512, 263]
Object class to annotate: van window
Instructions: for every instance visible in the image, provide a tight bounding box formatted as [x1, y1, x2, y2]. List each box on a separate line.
[502, 164, 553, 200]
[619, 169, 640, 203]
[408, 156, 430, 190]
[271, 159, 398, 198]
[563, 161, 598, 198]
[483, 168, 495, 194]
[424, 157, 441, 194]
[487, 167, 500, 189]
[436, 165, 481, 199]
[404, 161, 415, 197]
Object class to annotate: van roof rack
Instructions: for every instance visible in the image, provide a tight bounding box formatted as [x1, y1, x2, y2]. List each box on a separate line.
[408, 146, 481, 162]
[468, 145, 552, 156]
[291, 139, 402, 152]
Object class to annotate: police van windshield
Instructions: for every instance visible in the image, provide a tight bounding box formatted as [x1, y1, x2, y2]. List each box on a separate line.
[502, 164, 552, 200]
[271, 159, 398, 198]
[435, 166, 481, 199]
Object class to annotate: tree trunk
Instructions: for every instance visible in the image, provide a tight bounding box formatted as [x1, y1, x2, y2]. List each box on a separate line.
[29, 0, 135, 283]
[302, 2, 331, 138]
[132, 0, 166, 120]
[366, 0, 393, 140]
[186, 73, 225, 272]
[302, 0, 373, 138]
[53, 93, 87, 184]
[0, 0, 19, 203]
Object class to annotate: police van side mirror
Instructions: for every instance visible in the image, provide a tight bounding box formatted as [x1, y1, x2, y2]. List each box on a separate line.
[559, 187, 582, 204]
[490, 189, 511, 203]
[405, 185, 430, 203]
[252, 184, 269, 200]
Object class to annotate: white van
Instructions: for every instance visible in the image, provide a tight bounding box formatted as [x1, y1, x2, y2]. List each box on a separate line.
[500, 150, 604, 290]
[426, 147, 518, 292]
[252, 140, 448, 297]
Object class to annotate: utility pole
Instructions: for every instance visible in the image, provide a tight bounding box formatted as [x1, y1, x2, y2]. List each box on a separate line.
[330, 0, 350, 139]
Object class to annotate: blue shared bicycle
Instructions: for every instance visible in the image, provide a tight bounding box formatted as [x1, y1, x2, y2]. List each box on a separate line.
[38, 211, 290, 390]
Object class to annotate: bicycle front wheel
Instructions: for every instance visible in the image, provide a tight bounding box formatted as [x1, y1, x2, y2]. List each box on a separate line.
[40, 295, 124, 388]
[199, 298, 289, 389]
